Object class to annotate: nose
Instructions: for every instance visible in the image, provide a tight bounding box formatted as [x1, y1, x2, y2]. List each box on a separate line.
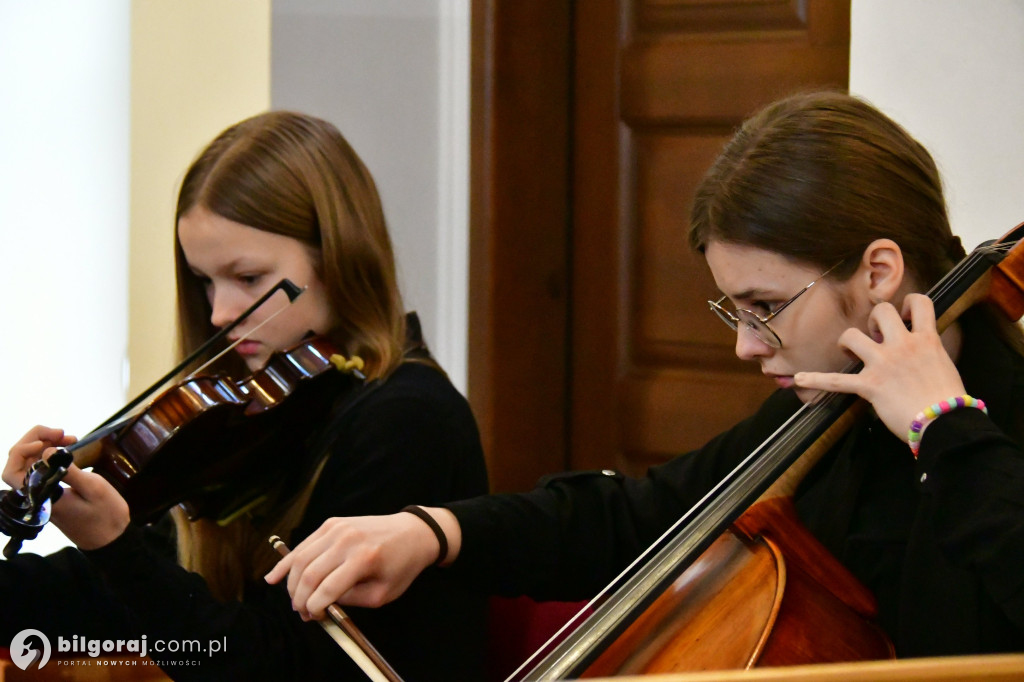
[734, 323, 773, 361]
[208, 285, 243, 330]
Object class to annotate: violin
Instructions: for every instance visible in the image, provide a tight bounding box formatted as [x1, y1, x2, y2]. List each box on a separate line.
[85, 333, 363, 523]
[0, 279, 367, 557]
[512, 223, 1024, 679]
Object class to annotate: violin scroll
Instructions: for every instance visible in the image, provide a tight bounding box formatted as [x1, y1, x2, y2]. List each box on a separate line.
[0, 448, 73, 558]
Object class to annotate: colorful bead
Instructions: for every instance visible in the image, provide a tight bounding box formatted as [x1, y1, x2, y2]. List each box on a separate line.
[908, 395, 988, 459]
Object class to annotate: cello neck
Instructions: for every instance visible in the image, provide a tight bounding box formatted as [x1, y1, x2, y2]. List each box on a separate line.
[517, 224, 1024, 680]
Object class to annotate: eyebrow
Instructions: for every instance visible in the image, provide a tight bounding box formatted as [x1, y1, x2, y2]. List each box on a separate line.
[187, 257, 260, 279]
[728, 287, 775, 301]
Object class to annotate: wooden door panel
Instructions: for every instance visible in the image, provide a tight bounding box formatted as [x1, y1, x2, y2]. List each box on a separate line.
[469, 0, 849, 488]
[469, 0, 573, 493]
[633, 131, 739, 366]
[620, 369, 779, 472]
[623, 0, 850, 123]
[570, 0, 848, 474]
[635, 0, 816, 34]
[623, 36, 851, 124]
[621, 131, 777, 475]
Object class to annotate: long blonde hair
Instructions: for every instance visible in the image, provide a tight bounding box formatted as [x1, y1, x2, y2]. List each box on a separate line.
[171, 111, 407, 600]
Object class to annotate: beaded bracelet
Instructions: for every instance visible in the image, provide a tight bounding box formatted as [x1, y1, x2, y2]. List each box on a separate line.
[907, 395, 987, 458]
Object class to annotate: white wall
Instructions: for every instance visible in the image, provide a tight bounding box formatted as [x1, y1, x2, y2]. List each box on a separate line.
[270, 0, 470, 392]
[851, 0, 1024, 251]
[128, 1, 271, 396]
[0, 0, 131, 556]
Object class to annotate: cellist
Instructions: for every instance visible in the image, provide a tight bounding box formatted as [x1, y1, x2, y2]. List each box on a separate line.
[1, 111, 489, 680]
[269, 91, 1024, 659]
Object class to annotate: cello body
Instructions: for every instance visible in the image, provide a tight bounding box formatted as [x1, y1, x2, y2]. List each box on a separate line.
[581, 498, 894, 676]
[515, 224, 1024, 680]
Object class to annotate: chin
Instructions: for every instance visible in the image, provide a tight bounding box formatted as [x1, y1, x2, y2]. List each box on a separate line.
[794, 386, 828, 404]
[242, 356, 267, 372]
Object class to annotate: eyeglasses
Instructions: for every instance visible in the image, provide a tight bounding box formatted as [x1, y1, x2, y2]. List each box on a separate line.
[708, 261, 844, 349]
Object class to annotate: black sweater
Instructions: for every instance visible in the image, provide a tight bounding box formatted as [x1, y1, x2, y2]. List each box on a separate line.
[1, 362, 489, 681]
[448, 308, 1024, 658]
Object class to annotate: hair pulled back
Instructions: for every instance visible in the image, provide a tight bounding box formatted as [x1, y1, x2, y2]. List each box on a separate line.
[689, 91, 965, 287]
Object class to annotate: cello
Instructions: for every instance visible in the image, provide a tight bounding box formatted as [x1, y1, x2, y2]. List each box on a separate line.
[511, 223, 1024, 679]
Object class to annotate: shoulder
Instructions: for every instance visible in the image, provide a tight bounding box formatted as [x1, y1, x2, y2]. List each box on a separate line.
[358, 362, 474, 421]
[650, 388, 801, 486]
[957, 307, 1024, 439]
[320, 361, 481, 449]
[301, 362, 487, 518]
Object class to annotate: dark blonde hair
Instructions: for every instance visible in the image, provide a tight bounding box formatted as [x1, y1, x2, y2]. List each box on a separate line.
[175, 110, 406, 380]
[171, 111, 408, 599]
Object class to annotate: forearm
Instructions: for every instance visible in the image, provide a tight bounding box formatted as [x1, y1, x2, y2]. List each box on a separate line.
[918, 409, 1024, 631]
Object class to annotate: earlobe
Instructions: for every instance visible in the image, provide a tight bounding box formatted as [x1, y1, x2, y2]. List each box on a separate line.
[860, 239, 904, 303]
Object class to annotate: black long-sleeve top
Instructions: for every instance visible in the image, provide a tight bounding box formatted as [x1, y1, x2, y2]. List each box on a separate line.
[448, 308, 1024, 658]
[1, 361, 489, 681]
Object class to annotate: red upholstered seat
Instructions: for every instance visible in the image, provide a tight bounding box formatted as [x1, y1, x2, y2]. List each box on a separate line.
[486, 596, 588, 681]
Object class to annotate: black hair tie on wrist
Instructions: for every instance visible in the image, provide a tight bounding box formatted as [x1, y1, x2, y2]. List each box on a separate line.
[401, 505, 448, 566]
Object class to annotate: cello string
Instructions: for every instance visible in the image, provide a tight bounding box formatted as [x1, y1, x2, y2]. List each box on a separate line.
[517, 235, 1018, 679]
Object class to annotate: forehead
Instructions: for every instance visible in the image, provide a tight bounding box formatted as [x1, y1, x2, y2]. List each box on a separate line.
[704, 241, 819, 297]
[178, 207, 310, 272]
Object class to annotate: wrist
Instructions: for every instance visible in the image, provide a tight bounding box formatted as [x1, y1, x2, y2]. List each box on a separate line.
[907, 394, 987, 458]
[400, 505, 462, 567]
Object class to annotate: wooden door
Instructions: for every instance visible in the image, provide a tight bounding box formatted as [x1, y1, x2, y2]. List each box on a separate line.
[470, 1, 850, 490]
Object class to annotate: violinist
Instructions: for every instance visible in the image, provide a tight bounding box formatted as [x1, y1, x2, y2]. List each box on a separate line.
[269, 91, 1024, 660]
[1, 111, 489, 680]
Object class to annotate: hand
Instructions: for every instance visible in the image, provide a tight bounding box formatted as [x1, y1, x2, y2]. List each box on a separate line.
[265, 508, 461, 620]
[794, 294, 966, 441]
[4, 425, 77, 488]
[49, 464, 130, 550]
[6, 425, 129, 550]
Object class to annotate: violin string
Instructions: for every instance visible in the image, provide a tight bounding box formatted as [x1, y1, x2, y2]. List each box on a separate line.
[64, 292, 306, 453]
[85, 279, 304, 437]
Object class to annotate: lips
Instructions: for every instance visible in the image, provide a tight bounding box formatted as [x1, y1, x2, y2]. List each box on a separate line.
[764, 371, 794, 389]
[230, 339, 262, 357]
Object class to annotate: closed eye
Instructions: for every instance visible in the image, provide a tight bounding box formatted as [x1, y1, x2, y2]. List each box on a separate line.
[748, 300, 776, 316]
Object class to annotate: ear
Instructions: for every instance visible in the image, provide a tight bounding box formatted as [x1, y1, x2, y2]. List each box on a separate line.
[857, 238, 905, 304]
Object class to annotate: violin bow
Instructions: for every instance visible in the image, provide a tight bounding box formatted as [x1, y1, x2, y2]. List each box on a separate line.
[269, 536, 405, 682]
[59, 280, 303, 456]
[92, 278, 305, 434]
[0, 279, 304, 556]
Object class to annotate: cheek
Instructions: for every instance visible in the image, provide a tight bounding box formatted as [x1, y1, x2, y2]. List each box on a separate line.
[305, 282, 338, 330]
[277, 290, 334, 340]
[785, 298, 855, 369]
